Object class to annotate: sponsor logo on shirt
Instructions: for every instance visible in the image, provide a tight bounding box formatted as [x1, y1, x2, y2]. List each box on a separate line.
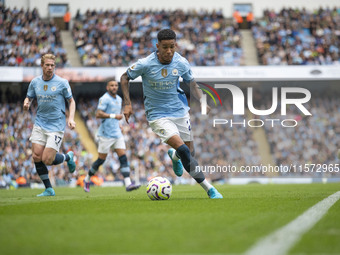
[147, 79, 177, 90]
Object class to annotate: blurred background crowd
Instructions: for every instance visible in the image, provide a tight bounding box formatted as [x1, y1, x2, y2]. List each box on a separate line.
[1, 5, 339, 67]
[252, 7, 340, 65]
[0, 4, 339, 188]
[1, 87, 339, 189]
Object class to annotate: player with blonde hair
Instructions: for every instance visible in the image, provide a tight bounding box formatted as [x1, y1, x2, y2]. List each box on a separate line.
[23, 53, 76, 196]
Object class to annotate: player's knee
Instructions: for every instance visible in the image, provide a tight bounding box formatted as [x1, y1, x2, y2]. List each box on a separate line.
[176, 144, 191, 161]
[32, 153, 42, 162]
[119, 155, 128, 168]
[41, 152, 55, 165]
[42, 157, 54, 166]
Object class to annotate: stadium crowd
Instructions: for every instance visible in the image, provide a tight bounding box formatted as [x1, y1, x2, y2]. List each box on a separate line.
[252, 7, 340, 65]
[72, 9, 244, 66]
[2, 5, 340, 68]
[2, 89, 340, 189]
[0, 5, 69, 67]
[190, 100, 262, 180]
[259, 90, 340, 177]
[1, 4, 340, 188]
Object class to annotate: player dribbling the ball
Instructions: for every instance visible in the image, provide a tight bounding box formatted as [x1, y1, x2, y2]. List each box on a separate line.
[120, 29, 222, 199]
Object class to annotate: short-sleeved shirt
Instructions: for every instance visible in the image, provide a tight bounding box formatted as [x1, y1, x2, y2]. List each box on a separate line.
[97, 92, 123, 139]
[27, 74, 72, 132]
[127, 51, 193, 121]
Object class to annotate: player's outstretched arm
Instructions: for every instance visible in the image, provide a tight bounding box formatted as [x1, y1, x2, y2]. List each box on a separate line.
[120, 72, 132, 123]
[67, 97, 76, 129]
[23, 97, 33, 111]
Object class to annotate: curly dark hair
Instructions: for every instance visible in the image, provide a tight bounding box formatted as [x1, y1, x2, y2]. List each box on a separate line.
[157, 29, 176, 42]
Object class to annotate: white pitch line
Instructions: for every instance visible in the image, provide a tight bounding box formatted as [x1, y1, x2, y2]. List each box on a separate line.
[244, 191, 340, 255]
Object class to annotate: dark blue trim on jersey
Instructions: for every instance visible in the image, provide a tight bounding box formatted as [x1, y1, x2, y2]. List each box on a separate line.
[177, 88, 188, 106]
[183, 78, 194, 83]
[126, 69, 134, 80]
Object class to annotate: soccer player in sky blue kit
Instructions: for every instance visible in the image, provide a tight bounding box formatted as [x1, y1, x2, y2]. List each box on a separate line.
[120, 29, 223, 199]
[23, 53, 76, 197]
[83, 80, 141, 192]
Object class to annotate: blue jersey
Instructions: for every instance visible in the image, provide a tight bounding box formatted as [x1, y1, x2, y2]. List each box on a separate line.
[27, 74, 72, 132]
[97, 92, 123, 139]
[127, 52, 192, 121]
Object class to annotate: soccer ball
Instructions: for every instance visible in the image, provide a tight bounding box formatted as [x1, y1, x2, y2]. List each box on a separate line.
[146, 177, 172, 200]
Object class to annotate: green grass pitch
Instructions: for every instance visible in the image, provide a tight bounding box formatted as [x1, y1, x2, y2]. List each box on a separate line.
[0, 183, 339, 255]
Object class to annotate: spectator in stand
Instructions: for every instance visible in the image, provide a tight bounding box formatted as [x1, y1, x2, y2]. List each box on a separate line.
[247, 11, 254, 29]
[63, 8, 71, 31]
[233, 10, 243, 27]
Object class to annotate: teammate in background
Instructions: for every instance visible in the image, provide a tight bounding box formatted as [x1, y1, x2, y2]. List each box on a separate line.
[23, 53, 76, 197]
[83, 80, 141, 192]
[120, 29, 223, 199]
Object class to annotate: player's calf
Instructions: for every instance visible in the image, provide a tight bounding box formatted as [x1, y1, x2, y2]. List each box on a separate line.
[176, 144, 205, 183]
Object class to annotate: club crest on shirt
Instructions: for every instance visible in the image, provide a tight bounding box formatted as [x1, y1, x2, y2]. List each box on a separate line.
[172, 69, 178, 76]
[160, 129, 166, 135]
[51, 86, 56, 92]
[161, 69, 167, 78]
[44, 85, 48, 91]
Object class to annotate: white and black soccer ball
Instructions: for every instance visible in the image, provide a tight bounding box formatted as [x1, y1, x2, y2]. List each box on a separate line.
[146, 177, 172, 200]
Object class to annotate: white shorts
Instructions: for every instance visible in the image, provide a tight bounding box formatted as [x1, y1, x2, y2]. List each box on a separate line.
[148, 114, 193, 143]
[97, 136, 126, 154]
[29, 125, 64, 151]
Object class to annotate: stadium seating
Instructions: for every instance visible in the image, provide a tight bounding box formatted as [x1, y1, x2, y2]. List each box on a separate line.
[252, 7, 340, 65]
[262, 93, 340, 176]
[0, 6, 68, 67]
[72, 9, 244, 66]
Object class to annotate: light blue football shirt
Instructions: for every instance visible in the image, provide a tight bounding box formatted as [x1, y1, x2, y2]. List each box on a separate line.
[127, 52, 193, 121]
[97, 92, 123, 138]
[27, 74, 72, 132]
